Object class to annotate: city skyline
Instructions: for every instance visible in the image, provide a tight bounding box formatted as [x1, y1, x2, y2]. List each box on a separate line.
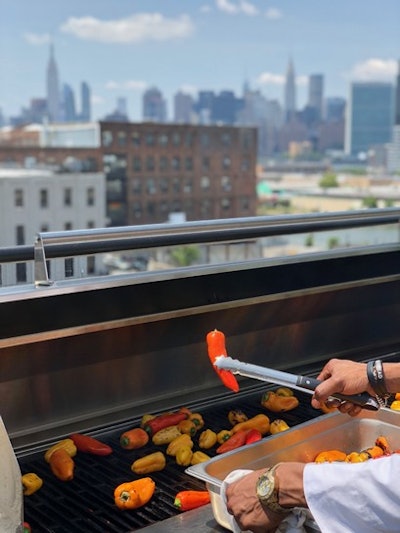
[1, 0, 399, 121]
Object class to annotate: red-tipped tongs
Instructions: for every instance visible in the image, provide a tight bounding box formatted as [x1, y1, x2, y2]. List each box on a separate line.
[206, 329, 379, 411]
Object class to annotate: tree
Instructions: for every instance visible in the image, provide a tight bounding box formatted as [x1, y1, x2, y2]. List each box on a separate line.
[362, 196, 378, 209]
[319, 172, 339, 189]
[170, 245, 200, 267]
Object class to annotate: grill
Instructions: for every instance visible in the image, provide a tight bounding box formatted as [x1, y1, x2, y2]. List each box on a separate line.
[19, 386, 322, 532]
[2, 210, 400, 532]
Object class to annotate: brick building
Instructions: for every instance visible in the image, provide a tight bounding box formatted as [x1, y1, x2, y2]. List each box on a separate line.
[0, 121, 258, 226]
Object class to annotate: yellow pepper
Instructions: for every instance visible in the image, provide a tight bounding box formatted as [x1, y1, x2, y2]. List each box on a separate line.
[176, 446, 193, 467]
[275, 387, 294, 397]
[198, 429, 217, 449]
[21, 473, 43, 496]
[390, 400, 400, 411]
[190, 451, 211, 465]
[131, 451, 166, 474]
[217, 429, 232, 444]
[166, 434, 193, 456]
[44, 438, 77, 463]
[140, 414, 156, 428]
[269, 419, 290, 435]
[152, 425, 181, 445]
[345, 452, 368, 463]
[189, 413, 204, 429]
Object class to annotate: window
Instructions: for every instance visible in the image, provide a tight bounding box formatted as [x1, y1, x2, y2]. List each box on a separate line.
[183, 179, 193, 193]
[200, 132, 210, 148]
[145, 132, 155, 146]
[87, 256, 95, 274]
[146, 156, 155, 171]
[131, 131, 141, 146]
[87, 187, 95, 206]
[117, 131, 127, 146]
[200, 176, 210, 191]
[87, 221, 95, 229]
[172, 156, 180, 170]
[16, 225, 25, 245]
[202, 157, 210, 172]
[222, 156, 231, 170]
[65, 258, 74, 277]
[133, 156, 142, 171]
[132, 201, 142, 219]
[172, 132, 181, 146]
[241, 158, 250, 171]
[132, 178, 142, 194]
[158, 133, 168, 146]
[16, 263, 27, 283]
[221, 132, 231, 147]
[64, 187, 72, 206]
[102, 130, 113, 146]
[172, 178, 180, 193]
[221, 197, 231, 210]
[221, 175, 232, 192]
[40, 224, 49, 232]
[146, 178, 156, 194]
[14, 188, 23, 207]
[40, 189, 48, 208]
[159, 177, 169, 193]
[65, 222, 73, 230]
[185, 157, 193, 171]
[159, 155, 168, 171]
[185, 132, 193, 147]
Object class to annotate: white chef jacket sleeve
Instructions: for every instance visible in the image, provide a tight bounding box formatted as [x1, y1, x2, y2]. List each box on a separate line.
[303, 453, 400, 533]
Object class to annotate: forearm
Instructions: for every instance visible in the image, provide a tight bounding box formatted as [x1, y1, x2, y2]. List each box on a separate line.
[382, 362, 400, 393]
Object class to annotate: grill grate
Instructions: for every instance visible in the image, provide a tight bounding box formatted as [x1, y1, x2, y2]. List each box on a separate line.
[19, 386, 322, 532]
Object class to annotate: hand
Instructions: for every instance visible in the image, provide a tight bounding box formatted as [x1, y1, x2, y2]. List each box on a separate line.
[225, 469, 285, 533]
[312, 358, 373, 416]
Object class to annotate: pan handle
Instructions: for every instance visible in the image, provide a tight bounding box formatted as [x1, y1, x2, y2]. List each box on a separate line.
[297, 376, 380, 411]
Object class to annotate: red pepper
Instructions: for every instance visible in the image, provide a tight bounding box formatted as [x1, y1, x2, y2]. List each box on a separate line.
[23, 522, 31, 533]
[245, 428, 262, 445]
[70, 433, 113, 456]
[206, 329, 239, 393]
[216, 429, 249, 454]
[174, 490, 211, 511]
[144, 411, 188, 436]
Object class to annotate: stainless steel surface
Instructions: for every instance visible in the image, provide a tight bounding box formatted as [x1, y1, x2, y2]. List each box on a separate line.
[138, 504, 225, 532]
[186, 408, 400, 532]
[214, 356, 380, 410]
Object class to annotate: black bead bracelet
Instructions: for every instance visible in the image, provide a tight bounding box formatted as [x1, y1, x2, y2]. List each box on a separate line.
[367, 360, 389, 407]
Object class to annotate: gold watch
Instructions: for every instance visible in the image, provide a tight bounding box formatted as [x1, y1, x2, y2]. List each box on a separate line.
[256, 464, 290, 514]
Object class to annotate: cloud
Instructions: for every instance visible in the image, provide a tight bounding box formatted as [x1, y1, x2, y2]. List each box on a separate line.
[200, 5, 212, 13]
[257, 72, 285, 86]
[178, 84, 198, 96]
[349, 58, 397, 82]
[265, 8, 282, 20]
[24, 33, 51, 45]
[106, 80, 147, 91]
[60, 13, 194, 43]
[215, 0, 258, 15]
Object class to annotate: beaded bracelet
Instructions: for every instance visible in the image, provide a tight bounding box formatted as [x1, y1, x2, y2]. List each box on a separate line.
[367, 360, 390, 407]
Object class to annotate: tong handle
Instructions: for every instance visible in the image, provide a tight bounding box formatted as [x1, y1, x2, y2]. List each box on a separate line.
[297, 376, 379, 411]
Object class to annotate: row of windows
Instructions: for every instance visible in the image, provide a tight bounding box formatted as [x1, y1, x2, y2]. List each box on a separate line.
[128, 175, 233, 195]
[15, 221, 96, 245]
[102, 129, 253, 150]
[120, 197, 250, 219]
[14, 187, 97, 208]
[8, 256, 96, 284]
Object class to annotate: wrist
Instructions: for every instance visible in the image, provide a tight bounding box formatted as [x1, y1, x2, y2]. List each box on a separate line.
[275, 462, 307, 509]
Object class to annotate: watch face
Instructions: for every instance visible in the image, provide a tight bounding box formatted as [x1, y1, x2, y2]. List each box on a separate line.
[257, 474, 274, 500]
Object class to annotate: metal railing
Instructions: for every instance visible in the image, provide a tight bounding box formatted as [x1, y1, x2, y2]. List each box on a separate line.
[0, 208, 399, 286]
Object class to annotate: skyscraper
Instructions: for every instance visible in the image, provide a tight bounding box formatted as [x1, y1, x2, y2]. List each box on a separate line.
[284, 57, 296, 122]
[173, 91, 194, 123]
[142, 87, 167, 122]
[308, 74, 324, 121]
[46, 44, 61, 122]
[80, 82, 91, 122]
[345, 82, 394, 156]
[62, 84, 76, 122]
[387, 60, 400, 172]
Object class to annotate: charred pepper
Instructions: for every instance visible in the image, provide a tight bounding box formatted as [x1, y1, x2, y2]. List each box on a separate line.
[21, 472, 43, 496]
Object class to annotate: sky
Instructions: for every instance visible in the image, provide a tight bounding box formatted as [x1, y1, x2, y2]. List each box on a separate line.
[0, 0, 399, 121]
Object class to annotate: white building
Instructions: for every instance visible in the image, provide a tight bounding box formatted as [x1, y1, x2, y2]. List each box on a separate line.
[0, 168, 106, 286]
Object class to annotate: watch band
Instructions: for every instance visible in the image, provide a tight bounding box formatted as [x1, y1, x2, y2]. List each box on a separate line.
[256, 464, 290, 514]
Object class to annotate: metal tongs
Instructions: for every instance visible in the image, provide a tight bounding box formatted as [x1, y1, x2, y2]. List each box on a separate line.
[214, 356, 380, 411]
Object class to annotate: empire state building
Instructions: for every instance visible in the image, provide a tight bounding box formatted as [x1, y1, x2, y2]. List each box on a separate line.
[284, 57, 296, 122]
[47, 44, 60, 122]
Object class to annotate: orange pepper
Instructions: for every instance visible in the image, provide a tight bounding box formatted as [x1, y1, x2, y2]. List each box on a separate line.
[314, 450, 347, 463]
[261, 391, 299, 413]
[114, 477, 155, 510]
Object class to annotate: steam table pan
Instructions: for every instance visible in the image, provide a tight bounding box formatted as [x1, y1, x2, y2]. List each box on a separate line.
[186, 408, 400, 532]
